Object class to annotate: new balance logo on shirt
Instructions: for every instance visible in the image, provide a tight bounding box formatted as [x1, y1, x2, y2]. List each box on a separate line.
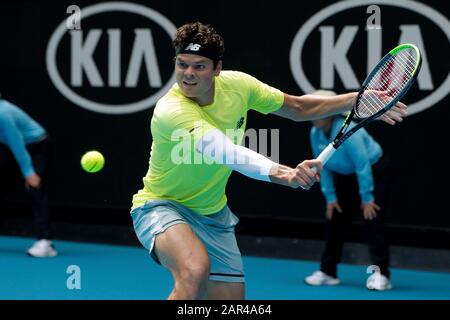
[236, 117, 245, 129]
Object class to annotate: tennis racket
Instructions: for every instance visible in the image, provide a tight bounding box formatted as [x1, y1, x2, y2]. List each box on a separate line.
[312, 43, 422, 171]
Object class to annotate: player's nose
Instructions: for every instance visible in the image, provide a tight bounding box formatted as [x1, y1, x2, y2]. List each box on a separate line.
[184, 66, 196, 78]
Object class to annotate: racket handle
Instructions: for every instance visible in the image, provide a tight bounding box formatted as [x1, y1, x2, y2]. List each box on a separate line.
[312, 144, 336, 173]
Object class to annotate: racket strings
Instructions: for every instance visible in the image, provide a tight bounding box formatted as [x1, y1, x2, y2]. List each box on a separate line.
[356, 48, 417, 118]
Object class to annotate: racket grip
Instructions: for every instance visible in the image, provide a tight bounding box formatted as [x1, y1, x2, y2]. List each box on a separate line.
[312, 144, 336, 173]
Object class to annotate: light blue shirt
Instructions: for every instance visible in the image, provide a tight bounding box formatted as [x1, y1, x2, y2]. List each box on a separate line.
[0, 99, 46, 178]
[310, 116, 382, 204]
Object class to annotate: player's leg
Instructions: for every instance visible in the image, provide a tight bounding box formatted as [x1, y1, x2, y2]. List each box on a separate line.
[131, 201, 244, 300]
[198, 206, 245, 299]
[154, 223, 211, 299]
[206, 280, 245, 300]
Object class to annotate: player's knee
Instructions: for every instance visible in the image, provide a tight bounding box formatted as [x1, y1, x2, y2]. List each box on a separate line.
[183, 259, 210, 282]
[178, 259, 210, 292]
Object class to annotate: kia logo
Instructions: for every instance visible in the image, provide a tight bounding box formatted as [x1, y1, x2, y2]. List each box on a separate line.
[290, 0, 450, 116]
[46, 2, 177, 114]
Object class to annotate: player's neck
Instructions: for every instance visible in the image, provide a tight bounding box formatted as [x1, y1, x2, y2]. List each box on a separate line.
[195, 85, 215, 107]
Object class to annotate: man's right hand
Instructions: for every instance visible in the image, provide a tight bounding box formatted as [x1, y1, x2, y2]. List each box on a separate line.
[25, 174, 41, 189]
[269, 159, 322, 189]
[293, 159, 322, 189]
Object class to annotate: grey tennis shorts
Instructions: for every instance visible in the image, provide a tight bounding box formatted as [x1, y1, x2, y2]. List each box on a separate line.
[130, 200, 245, 283]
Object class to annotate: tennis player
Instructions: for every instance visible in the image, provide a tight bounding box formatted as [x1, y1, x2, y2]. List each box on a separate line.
[130, 22, 406, 300]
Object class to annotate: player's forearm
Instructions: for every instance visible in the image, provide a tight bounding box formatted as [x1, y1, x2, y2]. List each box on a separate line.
[268, 164, 296, 187]
[196, 129, 315, 189]
[300, 92, 356, 119]
[283, 92, 356, 121]
[230, 144, 277, 181]
[196, 129, 277, 182]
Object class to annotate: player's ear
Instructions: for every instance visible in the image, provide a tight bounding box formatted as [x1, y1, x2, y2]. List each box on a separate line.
[214, 60, 222, 76]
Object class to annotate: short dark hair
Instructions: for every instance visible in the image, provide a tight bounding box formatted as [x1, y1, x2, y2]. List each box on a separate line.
[172, 22, 224, 67]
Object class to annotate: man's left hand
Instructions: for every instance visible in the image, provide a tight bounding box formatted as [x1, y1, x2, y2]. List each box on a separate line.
[361, 201, 380, 220]
[380, 101, 407, 125]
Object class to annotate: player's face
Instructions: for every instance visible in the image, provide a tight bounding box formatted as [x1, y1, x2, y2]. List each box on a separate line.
[175, 54, 222, 106]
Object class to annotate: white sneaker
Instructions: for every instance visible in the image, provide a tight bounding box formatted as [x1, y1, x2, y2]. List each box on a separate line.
[366, 273, 392, 291]
[27, 239, 58, 258]
[304, 271, 340, 286]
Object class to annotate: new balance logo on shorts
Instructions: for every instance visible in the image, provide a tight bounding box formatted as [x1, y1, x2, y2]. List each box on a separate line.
[185, 43, 201, 51]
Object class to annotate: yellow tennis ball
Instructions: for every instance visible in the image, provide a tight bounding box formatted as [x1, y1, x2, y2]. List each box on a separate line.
[81, 150, 105, 173]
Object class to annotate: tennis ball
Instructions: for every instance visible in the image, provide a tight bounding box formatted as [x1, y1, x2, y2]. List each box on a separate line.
[81, 150, 105, 173]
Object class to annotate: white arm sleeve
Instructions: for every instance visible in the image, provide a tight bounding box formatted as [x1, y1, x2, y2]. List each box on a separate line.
[195, 129, 277, 182]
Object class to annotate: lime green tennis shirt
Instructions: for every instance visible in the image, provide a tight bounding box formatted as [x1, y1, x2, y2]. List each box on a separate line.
[132, 71, 284, 214]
